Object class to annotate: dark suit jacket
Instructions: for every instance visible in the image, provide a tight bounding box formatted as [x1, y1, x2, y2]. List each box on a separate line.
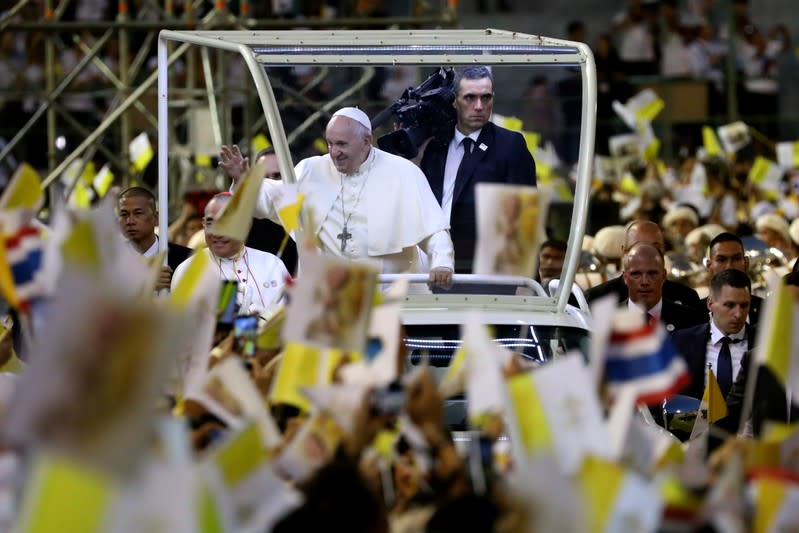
[167, 242, 192, 272]
[585, 275, 700, 307]
[420, 121, 537, 273]
[691, 294, 762, 329]
[721, 349, 799, 437]
[669, 322, 757, 400]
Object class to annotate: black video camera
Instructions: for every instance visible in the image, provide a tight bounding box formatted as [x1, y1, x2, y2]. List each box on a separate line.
[372, 67, 457, 160]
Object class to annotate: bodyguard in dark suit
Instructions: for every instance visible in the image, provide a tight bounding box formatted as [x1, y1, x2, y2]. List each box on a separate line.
[670, 269, 756, 401]
[585, 220, 700, 307]
[622, 242, 706, 336]
[690, 232, 762, 326]
[720, 270, 799, 436]
[419, 66, 537, 273]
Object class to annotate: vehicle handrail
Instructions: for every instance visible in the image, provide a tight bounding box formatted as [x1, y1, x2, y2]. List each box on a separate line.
[547, 279, 590, 313]
[379, 273, 548, 297]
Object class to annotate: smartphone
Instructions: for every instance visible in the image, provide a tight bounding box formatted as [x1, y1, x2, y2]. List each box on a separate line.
[370, 381, 405, 417]
[217, 281, 239, 328]
[233, 314, 259, 358]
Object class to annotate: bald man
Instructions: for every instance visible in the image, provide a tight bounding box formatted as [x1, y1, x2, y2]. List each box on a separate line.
[621, 242, 706, 332]
[585, 220, 700, 306]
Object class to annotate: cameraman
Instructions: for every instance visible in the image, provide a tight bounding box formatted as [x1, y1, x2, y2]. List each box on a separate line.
[419, 66, 537, 273]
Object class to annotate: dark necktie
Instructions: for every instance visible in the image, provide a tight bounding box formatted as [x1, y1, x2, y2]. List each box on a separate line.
[717, 337, 734, 397]
[461, 137, 474, 156]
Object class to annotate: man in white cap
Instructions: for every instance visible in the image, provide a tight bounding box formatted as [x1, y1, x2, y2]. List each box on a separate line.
[220, 107, 454, 286]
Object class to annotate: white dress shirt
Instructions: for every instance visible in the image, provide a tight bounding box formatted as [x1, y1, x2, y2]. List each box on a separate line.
[704, 319, 747, 388]
[141, 235, 159, 258]
[442, 128, 481, 222]
[627, 297, 663, 321]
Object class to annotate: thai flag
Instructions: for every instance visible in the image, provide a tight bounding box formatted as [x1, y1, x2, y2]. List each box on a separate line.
[4, 225, 44, 313]
[605, 322, 690, 405]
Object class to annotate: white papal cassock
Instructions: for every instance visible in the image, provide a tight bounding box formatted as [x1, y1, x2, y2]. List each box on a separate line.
[253, 146, 454, 273]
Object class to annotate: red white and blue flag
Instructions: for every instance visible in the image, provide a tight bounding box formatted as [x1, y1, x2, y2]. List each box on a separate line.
[0, 224, 45, 313]
[604, 322, 689, 405]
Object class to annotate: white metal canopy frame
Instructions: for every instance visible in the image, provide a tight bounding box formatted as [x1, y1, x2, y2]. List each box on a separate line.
[156, 29, 597, 313]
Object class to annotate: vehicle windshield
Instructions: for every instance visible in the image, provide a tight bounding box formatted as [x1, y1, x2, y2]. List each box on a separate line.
[403, 323, 590, 430]
[403, 323, 590, 370]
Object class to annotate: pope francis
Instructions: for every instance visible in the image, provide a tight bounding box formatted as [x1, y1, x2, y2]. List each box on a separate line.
[220, 107, 455, 287]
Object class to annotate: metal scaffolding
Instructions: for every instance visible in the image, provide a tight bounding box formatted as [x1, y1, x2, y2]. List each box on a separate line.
[0, 0, 459, 197]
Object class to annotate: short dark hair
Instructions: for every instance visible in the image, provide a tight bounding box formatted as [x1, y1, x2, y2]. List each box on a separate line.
[710, 268, 751, 299]
[118, 186, 156, 211]
[254, 147, 276, 161]
[455, 66, 493, 94]
[255, 146, 296, 166]
[708, 232, 744, 257]
[540, 239, 568, 253]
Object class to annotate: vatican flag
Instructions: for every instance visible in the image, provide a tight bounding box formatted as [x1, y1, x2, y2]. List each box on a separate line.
[577, 455, 663, 533]
[507, 354, 611, 473]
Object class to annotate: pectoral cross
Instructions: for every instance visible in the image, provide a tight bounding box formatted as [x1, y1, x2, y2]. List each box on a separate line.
[337, 224, 352, 252]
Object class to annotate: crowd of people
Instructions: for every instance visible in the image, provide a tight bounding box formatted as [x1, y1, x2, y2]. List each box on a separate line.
[2, 1, 799, 529]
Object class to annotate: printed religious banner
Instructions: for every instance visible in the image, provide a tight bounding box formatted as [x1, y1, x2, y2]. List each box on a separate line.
[473, 183, 550, 277]
[283, 252, 379, 353]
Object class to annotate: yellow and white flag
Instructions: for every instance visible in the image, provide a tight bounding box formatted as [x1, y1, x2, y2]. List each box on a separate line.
[755, 280, 799, 394]
[269, 342, 352, 412]
[92, 164, 114, 199]
[129, 132, 154, 172]
[169, 250, 222, 395]
[16, 454, 117, 533]
[776, 140, 799, 170]
[749, 156, 783, 193]
[273, 183, 305, 234]
[751, 474, 799, 533]
[577, 455, 662, 533]
[701, 367, 728, 424]
[463, 314, 508, 427]
[507, 354, 611, 474]
[211, 161, 267, 242]
[210, 423, 272, 489]
[702, 126, 723, 158]
[0, 163, 43, 212]
[612, 89, 664, 130]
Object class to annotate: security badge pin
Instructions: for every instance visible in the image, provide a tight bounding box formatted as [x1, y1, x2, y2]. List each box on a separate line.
[666, 323, 675, 332]
[479, 143, 488, 152]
